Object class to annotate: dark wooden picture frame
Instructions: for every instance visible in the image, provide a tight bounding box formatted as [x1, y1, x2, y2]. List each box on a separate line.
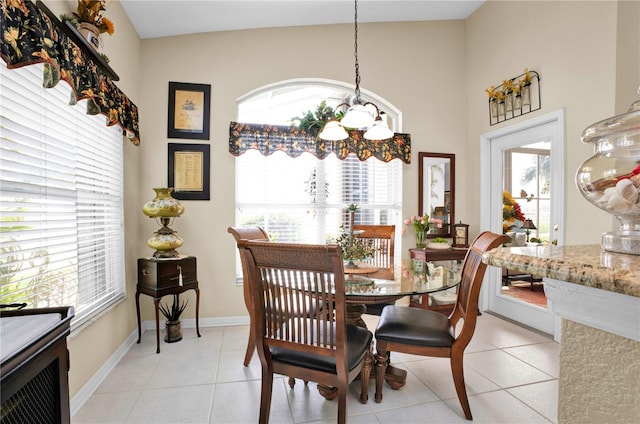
[168, 143, 210, 200]
[168, 82, 211, 140]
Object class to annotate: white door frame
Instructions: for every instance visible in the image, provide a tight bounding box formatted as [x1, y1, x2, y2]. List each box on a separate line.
[479, 109, 565, 338]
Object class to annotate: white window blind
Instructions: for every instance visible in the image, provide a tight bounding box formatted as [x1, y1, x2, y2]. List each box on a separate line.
[0, 62, 125, 330]
[235, 82, 402, 279]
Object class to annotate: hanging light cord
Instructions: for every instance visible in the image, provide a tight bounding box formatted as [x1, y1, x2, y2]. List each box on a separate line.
[353, 0, 361, 104]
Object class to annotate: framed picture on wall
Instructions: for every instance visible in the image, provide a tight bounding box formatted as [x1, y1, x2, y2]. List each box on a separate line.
[167, 82, 211, 140]
[168, 143, 210, 200]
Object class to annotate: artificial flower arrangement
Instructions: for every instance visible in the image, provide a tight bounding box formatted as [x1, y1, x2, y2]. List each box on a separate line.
[485, 68, 532, 104]
[62, 0, 115, 36]
[503, 191, 526, 233]
[403, 214, 443, 247]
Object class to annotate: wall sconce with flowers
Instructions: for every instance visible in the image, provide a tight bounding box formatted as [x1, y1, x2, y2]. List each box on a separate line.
[485, 69, 540, 126]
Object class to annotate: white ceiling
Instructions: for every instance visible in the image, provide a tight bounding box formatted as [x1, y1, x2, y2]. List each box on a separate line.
[120, 0, 485, 39]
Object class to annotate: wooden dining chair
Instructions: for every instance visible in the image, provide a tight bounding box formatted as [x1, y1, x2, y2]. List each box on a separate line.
[227, 226, 270, 366]
[352, 224, 395, 280]
[352, 224, 395, 315]
[237, 240, 373, 424]
[373, 231, 510, 419]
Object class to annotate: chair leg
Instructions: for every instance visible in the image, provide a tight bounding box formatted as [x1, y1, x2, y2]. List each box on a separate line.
[337, 386, 348, 424]
[259, 370, 274, 424]
[374, 343, 388, 403]
[359, 344, 373, 404]
[450, 352, 472, 420]
[243, 326, 255, 366]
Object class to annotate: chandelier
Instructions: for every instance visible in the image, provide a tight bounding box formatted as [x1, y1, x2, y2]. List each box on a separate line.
[318, 0, 394, 141]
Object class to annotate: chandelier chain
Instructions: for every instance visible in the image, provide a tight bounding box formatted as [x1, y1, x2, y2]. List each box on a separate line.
[353, 0, 361, 102]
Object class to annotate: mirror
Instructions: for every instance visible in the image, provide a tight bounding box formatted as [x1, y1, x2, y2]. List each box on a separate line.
[418, 152, 455, 239]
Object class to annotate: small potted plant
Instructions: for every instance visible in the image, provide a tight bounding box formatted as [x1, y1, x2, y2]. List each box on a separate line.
[159, 294, 188, 343]
[335, 204, 375, 268]
[427, 237, 451, 250]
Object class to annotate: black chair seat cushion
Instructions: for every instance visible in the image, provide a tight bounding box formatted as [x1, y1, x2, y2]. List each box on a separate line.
[375, 305, 454, 347]
[271, 322, 373, 374]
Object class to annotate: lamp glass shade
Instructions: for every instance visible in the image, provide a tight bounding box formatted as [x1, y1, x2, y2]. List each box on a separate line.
[143, 187, 185, 258]
[522, 219, 537, 230]
[364, 118, 394, 140]
[143, 187, 184, 218]
[318, 120, 349, 141]
[340, 103, 375, 129]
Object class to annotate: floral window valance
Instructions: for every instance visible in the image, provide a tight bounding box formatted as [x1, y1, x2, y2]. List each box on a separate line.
[0, 0, 140, 145]
[229, 121, 411, 164]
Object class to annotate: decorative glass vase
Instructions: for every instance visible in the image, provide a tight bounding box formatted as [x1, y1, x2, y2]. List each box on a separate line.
[497, 101, 505, 118]
[490, 99, 498, 118]
[505, 92, 513, 113]
[416, 230, 427, 248]
[522, 84, 531, 106]
[514, 93, 522, 110]
[575, 96, 640, 255]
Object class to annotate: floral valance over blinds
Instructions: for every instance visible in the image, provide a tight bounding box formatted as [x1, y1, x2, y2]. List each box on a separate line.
[0, 0, 140, 145]
[229, 122, 411, 164]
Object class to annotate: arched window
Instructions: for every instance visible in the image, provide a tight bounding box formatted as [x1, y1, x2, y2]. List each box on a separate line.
[233, 80, 404, 277]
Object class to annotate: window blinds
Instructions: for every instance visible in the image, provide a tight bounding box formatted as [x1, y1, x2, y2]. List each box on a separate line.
[235, 149, 402, 248]
[0, 63, 125, 330]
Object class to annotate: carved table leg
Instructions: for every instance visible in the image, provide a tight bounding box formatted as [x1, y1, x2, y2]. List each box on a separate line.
[316, 302, 407, 401]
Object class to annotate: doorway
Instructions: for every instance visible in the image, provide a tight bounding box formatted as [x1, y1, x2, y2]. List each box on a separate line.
[480, 110, 565, 338]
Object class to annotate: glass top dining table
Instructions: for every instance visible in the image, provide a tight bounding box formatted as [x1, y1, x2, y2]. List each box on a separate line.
[343, 258, 461, 305]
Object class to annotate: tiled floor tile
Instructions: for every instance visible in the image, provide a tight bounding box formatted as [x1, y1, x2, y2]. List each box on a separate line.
[210, 379, 294, 423]
[507, 379, 558, 423]
[95, 354, 159, 393]
[465, 349, 555, 388]
[446, 390, 551, 423]
[145, 350, 220, 388]
[73, 391, 138, 423]
[215, 349, 263, 382]
[126, 385, 214, 423]
[375, 400, 468, 423]
[503, 342, 560, 378]
[405, 357, 500, 400]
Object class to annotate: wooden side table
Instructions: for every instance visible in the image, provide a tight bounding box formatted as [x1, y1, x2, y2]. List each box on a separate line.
[136, 256, 201, 353]
[409, 247, 468, 313]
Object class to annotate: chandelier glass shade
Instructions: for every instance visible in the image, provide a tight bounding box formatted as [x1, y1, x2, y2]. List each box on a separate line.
[318, 0, 394, 142]
[318, 120, 349, 141]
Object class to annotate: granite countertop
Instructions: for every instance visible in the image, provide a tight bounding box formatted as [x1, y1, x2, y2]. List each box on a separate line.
[482, 244, 640, 298]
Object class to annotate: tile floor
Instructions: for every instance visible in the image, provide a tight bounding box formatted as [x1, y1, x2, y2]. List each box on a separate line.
[73, 312, 559, 423]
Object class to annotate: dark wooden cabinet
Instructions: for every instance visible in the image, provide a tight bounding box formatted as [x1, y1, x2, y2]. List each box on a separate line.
[136, 256, 201, 353]
[1, 306, 74, 424]
[409, 247, 468, 313]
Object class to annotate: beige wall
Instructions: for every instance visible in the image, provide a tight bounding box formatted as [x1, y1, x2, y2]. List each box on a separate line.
[559, 319, 640, 422]
[466, 0, 636, 244]
[43, 0, 639, 401]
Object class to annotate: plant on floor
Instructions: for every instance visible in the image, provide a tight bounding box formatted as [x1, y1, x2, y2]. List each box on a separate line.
[159, 294, 187, 322]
